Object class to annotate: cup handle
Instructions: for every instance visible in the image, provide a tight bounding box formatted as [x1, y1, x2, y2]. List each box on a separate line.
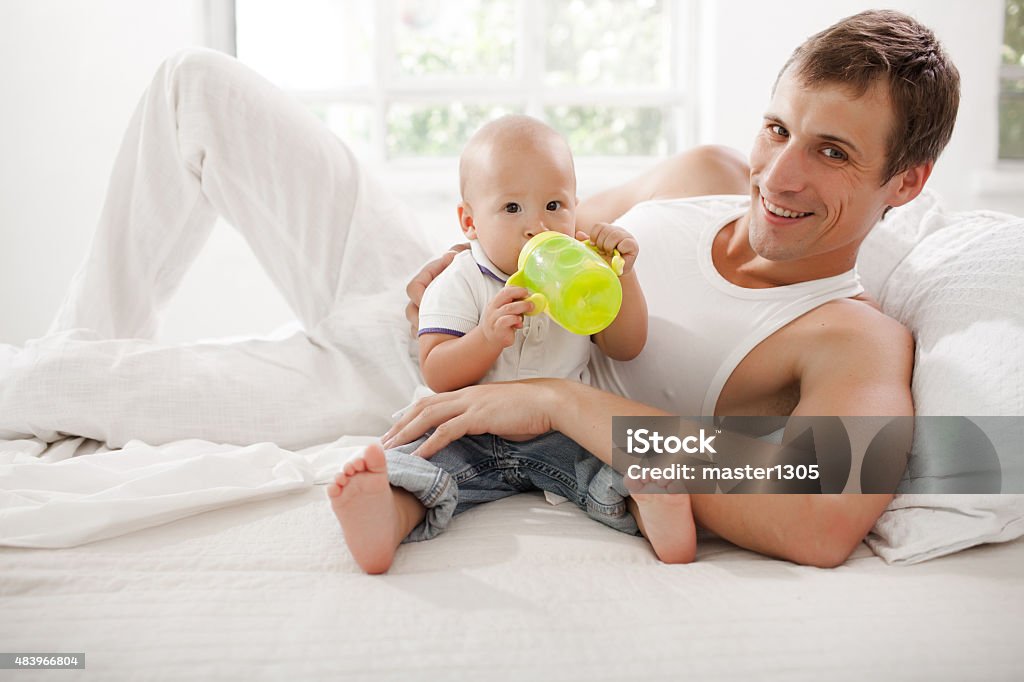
[582, 241, 625, 276]
[524, 292, 547, 316]
[508, 270, 546, 316]
[610, 250, 625, 276]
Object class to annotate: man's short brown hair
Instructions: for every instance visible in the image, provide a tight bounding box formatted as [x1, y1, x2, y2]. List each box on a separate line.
[777, 9, 960, 184]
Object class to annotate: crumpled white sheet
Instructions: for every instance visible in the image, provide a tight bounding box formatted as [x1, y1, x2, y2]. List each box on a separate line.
[0, 434, 377, 548]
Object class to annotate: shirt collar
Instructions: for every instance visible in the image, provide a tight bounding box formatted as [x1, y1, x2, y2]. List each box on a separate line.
[470, 240, 512, 283]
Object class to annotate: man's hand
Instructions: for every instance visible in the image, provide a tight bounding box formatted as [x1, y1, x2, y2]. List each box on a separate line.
[480, 287, 532, 349]
[576, 223, 639, 275]
[405, 243, 470, 338]
[380, 379, 562, 458]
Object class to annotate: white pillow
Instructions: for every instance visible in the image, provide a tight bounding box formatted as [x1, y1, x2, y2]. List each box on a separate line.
[858, 192, 1024, 564]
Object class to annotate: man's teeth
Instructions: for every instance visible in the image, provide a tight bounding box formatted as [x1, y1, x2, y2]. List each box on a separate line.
[763, 198, 811, 219]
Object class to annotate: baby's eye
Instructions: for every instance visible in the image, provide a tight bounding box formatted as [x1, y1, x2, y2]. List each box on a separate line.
[546, 201, 562, 211]
[822, 146, 847, 161]
[504, 203, 521, 214]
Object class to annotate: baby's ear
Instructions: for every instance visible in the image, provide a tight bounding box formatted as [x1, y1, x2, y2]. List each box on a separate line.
[457, 202, 477, 239]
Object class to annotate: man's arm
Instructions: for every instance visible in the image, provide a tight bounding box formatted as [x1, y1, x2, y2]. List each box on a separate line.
[576, 145, 749, 230]
[682, 306, 916, 568]
[384, 304, 914, 568]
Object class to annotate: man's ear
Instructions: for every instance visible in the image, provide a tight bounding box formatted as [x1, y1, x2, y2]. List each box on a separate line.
[457, 202, 477, 239]
[886, 161, 933, 208]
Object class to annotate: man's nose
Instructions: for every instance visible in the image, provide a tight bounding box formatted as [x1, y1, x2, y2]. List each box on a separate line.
[761, 143, 808, 195]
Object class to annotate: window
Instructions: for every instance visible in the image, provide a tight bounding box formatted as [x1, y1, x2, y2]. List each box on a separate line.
[1002, 0, 1024, 159]
[234, 0, 696, 165]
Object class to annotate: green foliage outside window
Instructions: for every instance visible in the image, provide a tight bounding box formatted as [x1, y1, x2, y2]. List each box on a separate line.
[239, 0, 683, 159]
[1001, 0, 1024, 158]
[387, 103, 522, 157]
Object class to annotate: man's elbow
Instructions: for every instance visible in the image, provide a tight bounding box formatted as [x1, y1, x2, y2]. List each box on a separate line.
[800, 536, 858, 569]
[792, 495, 891, 569]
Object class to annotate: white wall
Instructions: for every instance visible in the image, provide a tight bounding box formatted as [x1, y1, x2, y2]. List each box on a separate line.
[2, 0, 1020, 346]
[0, 0, 296, 346]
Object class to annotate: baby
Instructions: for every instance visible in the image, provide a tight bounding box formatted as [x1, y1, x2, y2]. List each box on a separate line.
[327, 114, 696, 573]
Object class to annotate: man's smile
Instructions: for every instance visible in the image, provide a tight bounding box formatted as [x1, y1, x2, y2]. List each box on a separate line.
[761, 196, 814, 222]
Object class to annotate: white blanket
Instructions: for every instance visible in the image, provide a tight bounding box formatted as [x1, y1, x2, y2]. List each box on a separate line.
[0, 435, 373, 548]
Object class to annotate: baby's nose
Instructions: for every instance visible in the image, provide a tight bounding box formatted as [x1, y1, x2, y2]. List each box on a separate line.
[524, 220, 548, 238]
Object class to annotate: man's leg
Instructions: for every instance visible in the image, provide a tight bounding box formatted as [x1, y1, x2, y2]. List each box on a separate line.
[50, 48, 432, 338]
[1, 49, 433, 447]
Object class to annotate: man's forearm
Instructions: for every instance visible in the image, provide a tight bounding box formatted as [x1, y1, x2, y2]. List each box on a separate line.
[547, 379, 669, 465]
[546, 380, 888, 567]
[686, 493, 892, 568]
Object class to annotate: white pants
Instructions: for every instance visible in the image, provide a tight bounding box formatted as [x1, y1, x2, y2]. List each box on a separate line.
[0, 49, 432, 448]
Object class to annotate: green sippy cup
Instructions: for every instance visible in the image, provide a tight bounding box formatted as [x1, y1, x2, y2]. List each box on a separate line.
[506, 231, 624, 335]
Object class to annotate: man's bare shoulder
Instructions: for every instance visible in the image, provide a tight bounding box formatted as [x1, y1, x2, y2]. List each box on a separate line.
[647, 145, 750, 200]
[805, 297, 911, 344]
[791, 298, 915, 416]
[576, 145, 749, 229]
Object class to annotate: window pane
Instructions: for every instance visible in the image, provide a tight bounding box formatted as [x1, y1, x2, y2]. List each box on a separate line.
[1005, 0, 1024, 66]
[545, 0, 670, 87]
[236, 0, 373, 90]
[309, 104, 375, 160]
[386, 103, 521, 157]
[999, 78, 1024, 159]
[546, 106, 670, 156]
[394, 0, 517, 79]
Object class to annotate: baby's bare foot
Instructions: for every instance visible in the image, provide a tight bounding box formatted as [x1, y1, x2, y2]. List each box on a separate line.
[326, 443, 400, 574]
[626, 475, 697, 564]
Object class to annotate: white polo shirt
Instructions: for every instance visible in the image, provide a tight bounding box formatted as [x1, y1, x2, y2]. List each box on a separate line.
[417, 241, 592, 385]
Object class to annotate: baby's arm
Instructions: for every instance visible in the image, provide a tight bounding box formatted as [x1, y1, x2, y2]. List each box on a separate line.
[419, 287, 533, 393]
[577, 223, 648, 361]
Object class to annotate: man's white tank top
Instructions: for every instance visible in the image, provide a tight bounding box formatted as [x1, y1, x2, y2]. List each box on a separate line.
[588, 195, 864, 416]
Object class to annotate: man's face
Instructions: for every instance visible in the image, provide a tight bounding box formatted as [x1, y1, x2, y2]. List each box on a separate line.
[747, 69, 906, 270]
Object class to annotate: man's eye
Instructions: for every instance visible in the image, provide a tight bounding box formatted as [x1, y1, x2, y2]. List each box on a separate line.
[546, 201, 561, 211]
[504, 203, 521, 214]
[769, 124, 788, 137]
[823, 147, 847, 161]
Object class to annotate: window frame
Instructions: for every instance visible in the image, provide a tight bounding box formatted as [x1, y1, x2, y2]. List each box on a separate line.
[225, 0, 699, 172]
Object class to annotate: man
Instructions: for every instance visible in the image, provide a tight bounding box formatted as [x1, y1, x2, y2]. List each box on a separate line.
[387, 9, 960, 567]
[0, 11, 958, 567]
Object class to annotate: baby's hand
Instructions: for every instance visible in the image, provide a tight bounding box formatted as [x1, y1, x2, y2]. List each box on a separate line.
[481, 286, 533, 349]
[576, 223, 639, 275]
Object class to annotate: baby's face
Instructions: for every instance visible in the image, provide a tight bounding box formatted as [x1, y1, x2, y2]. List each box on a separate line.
[461, 142, 577, 275]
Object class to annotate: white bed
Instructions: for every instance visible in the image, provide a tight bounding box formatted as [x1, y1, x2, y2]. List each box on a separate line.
[2, 190, 1023, 680]
[2, 487, 1022, 681]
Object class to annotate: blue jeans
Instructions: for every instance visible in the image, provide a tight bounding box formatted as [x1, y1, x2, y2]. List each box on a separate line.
[385, 431, 639, 542]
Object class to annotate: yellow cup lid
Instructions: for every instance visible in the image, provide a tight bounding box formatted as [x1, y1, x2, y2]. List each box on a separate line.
[517, 231, 568, 270]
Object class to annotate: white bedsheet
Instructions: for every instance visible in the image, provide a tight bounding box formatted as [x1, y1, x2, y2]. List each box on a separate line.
[1, 486, 1021, 681]
[0, 435, 373, 548]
